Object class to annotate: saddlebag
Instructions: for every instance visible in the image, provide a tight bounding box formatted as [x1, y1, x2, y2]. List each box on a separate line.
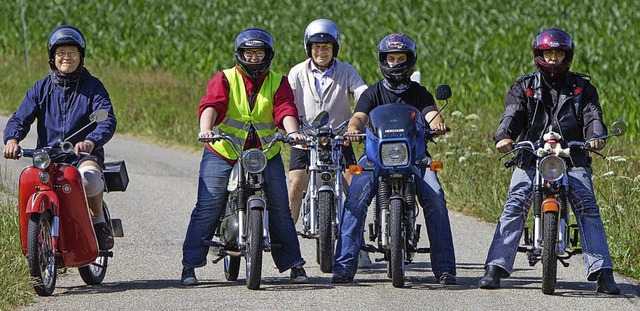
[104, 160, 129, 192]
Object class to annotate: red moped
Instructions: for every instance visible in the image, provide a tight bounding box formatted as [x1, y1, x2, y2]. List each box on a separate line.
[16, 109, 128, 296]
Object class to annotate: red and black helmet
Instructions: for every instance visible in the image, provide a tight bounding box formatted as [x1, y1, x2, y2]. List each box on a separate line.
[533, 27, 574, 77]
[377, 33, 417, 83]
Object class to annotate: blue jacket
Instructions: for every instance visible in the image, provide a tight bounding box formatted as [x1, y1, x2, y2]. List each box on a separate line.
[3, 68, 117, 164]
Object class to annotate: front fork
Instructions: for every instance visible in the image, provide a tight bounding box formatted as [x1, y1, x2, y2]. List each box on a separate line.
[532, 186, 568, 254]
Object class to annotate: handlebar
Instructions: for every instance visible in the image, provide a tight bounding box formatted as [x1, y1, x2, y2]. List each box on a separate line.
[198, 132, 294, 155]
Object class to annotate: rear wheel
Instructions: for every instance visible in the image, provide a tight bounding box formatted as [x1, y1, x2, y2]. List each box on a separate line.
[245, 209, 263, 290]
[542, 211, 559, 295]
[317, 191, 335, 273]
[27, 211, 56, 296]
[389, 198, 405, 288]
[79, 202, 111, 285]
[224, 255, 241, 281]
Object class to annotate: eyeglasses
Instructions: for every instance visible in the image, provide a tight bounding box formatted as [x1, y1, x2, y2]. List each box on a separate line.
[312, 45, 332, 52]
[55, 51, 79, 58]
[243, 50, 266, 58]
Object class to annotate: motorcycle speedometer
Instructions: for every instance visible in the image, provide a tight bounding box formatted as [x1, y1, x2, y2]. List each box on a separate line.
[380, 142, 408, 166]
[33, 151, 51, 170]
[539, 155, 566, 181]
[242, 149, 267, 174]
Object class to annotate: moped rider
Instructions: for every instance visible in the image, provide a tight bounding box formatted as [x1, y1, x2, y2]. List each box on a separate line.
[332, 33, 457, 284]
[287, 18, 371, 267]
[181, 28, 309, 286]
[478, 27, 620, 295]
[3, 25, 117, 251]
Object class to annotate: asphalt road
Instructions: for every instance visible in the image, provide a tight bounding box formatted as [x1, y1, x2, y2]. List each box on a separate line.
[1, 116, 638, 311]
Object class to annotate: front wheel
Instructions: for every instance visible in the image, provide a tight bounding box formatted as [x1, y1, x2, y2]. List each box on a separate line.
[79, 202, 111, 285]
[389, 198, 405, 288]
[317, 191, 335, 273]
[542, 211, 559, 295]
[27, 211, 57, 296]
[245, 209, 263, 290]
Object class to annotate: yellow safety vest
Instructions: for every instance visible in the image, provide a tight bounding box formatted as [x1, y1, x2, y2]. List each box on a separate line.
[210, 68, 282, 160]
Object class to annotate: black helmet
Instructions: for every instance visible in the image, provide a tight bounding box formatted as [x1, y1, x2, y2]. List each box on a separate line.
[234, 28, 275, 78]
[304, 19, 340, 58]
[533, 27, 574, 78]
[47, 25, 86, 60]
[378, 34, 417, 84]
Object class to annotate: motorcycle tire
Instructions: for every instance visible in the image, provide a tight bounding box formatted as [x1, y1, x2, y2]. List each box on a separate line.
[389, 198, 405, 288]
[317, 190, 335, 273]
[27, 211, 57, 296]
[224, 255, 241, 281]
[542, 210, 559, 295]
[245, 208, 263, 290]
[79, 202, 111, 285]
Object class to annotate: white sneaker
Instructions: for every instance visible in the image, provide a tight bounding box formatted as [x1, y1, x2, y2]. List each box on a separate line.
[357, 250, 373, 268]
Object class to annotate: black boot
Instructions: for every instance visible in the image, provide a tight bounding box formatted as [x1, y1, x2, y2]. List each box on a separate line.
[596, 269, 621, 295]
[479, 265, 506, 289]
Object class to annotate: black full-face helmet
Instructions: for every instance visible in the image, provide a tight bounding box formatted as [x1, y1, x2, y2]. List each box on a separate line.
[234, 28, 275, 78]
[47, 25, 86, 71]
[533, 27, 574, 78]
[378, 33, 417, 84]
[304, 19, 340, 58]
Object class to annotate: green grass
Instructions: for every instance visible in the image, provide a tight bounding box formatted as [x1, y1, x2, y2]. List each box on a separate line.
[1, 0, 639, 307]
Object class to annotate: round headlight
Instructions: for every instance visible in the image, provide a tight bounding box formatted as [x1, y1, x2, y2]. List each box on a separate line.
[242, 149, 267, 174]
[319, 136, 330, 147]
[539, 155, 566, 181]
[32, 152, 51, 170]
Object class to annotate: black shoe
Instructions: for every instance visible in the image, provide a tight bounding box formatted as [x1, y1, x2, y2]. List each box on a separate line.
[94, 222, 114, 250]
[596, 269, 621, 295]
[331, 271, 353, 284]
[479, 265, 505, 289]
[290, 266, 309, 283]
[437, 272, 457, 285]
[181, 266, 197, 286]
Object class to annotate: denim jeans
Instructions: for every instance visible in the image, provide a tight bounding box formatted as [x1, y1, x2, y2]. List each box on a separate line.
[182, 148, 305, 273]
[333, 157, 457, 278]
[484, 166, 613, 277]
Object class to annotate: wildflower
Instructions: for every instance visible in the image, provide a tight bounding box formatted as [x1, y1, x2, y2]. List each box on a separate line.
[451, 111, 463, 118]
[606, 156, 627, 162]
[458, 156, 468, 163]
[465, 114, 480, 120]
[602, 171, 614, 177]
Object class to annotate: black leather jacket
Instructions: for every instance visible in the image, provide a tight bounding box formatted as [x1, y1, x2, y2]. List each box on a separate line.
[494, 71, 607, 168]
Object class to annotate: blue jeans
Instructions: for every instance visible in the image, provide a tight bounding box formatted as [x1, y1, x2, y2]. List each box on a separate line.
[333, 157, 457, 278]
[484, 166, 613, 277]
[182, 148, 305, 273]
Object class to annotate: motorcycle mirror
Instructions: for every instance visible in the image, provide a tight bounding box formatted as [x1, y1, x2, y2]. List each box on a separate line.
[60, 141, 74, 153]
[90, 109, 109, 123]
[609, 120, 627, 136]
[312, 111, 329, 128]
[435, 84, 451, 101]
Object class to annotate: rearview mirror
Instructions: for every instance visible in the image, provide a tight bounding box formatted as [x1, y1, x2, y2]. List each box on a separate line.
[610, 120, 627, 136]
[90, 109, 109, 123]
[435, 84, 451, 101]
[312, 111, 329, 128]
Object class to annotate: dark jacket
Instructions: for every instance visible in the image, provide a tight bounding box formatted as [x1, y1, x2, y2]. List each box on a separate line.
[3, 68, 117, 164]
[494, 71, 606, 168]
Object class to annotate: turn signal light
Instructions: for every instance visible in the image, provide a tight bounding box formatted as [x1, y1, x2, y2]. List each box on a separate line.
[429, 161, 444, 171]
[349, 165, 363, 175]
[343, 140, 350, 147]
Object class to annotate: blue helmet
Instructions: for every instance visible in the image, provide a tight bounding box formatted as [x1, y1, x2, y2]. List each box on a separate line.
[48, 25, 86, 60]
[377, 33, 417, 83]
[234, 28, 275, 77]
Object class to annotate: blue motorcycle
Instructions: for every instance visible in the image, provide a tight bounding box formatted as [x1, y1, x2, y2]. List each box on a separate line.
[350, 84, 451, 288]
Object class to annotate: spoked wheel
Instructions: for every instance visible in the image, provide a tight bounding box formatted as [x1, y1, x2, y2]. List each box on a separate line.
[317, 191, 335, 273]
[245, 209, 263, 290]
[224, 255, 241, 281]
[389, 198, 405, 288]
[79, 202, 111, 285]
[27, 211, 57, 296]
[542, 211, 559, 295]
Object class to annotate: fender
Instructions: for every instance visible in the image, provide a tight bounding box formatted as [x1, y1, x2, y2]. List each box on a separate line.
[25, 191, 59, 214]
[542, 197, 560, 213]
[317, 185, 334, 194]
[247, 195, 266, 210]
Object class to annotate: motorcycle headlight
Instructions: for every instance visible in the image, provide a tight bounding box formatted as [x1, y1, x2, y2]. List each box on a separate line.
[539, 155, 566, 181]
[319, 136, 330, 147]
[380, 142, 408, 166]
[33, 151, 51, 170]
[242, 149, 267, 174]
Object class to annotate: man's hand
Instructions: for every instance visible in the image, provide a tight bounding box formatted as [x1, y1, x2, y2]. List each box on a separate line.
[589, 138, 605, 151]
[199, 130, 214, 140]
[74, 140, 95, 156]
[345, 127, 362, 142]
[3, 139, 21, 159]
[496, 138, 514, 154]
[431, 122, 448, 136]
[287, 132, 306, 145]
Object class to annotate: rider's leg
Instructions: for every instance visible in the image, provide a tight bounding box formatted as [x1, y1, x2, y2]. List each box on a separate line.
[288, 148, 310, 224]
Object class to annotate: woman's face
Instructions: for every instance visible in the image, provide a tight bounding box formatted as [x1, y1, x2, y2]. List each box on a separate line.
[54, 45, 81, 74]
[543, 49, 565, 64]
